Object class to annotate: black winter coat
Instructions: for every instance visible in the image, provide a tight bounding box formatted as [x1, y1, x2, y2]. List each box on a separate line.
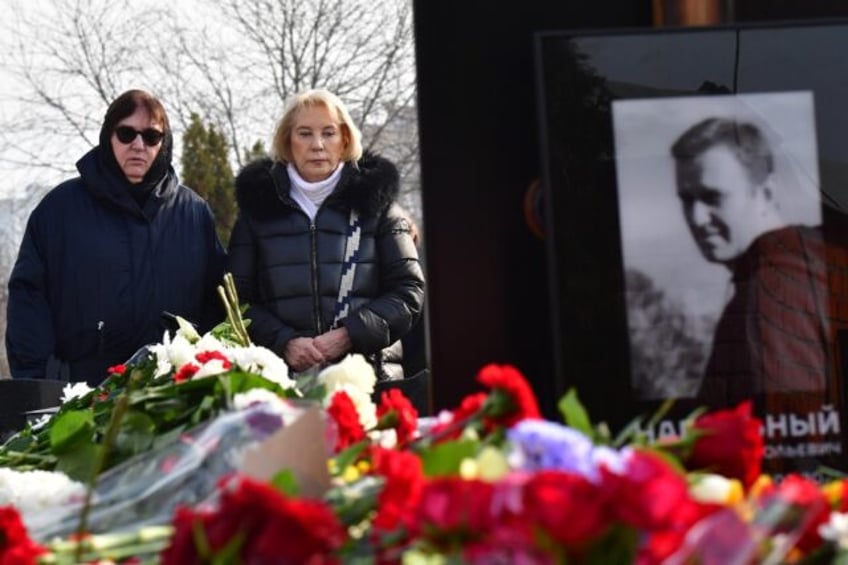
[6, 148, 226, 385]
[228, 154, 425, 379]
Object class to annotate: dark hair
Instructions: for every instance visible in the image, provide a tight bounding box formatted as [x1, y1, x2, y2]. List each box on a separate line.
[101, 89, 171, 137]
[670, 117, 774, 185]
[97, 89, 173, 186]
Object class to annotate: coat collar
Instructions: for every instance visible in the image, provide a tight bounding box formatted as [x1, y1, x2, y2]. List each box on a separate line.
[76, 147, 178, 221]
[235, 151, 399, 220]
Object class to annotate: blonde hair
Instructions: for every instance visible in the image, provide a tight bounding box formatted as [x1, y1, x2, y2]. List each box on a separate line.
[272, 89, 363, 163]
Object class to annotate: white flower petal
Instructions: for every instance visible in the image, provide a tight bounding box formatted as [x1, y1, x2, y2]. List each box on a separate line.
[318, 354, 376, 395]
[61, 382, 93, 403]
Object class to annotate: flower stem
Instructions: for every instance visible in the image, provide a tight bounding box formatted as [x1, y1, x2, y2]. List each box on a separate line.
[217, 272, 251, 347]
[74, 368, 143, 562]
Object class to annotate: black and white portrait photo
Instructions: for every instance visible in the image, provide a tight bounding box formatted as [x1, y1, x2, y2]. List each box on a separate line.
[612, 92, 827, 404]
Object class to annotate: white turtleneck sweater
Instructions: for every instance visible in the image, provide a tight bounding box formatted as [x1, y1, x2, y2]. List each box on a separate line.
[287, 162, 344, 221]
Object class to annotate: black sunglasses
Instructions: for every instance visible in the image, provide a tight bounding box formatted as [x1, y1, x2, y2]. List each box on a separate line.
[114, 126, 165, 147]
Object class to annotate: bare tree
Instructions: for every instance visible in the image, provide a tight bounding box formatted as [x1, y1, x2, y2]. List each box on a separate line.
[158, 0, 420, 218]
[0, 1, 170, 177]
[0, 0, 421, 222]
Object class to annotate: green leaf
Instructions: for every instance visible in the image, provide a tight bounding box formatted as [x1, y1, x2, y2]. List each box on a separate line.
[613, 414, 648, 448]
[332, 441, 369, 476]
[557, 389, 594, 438]
[221, 371, 285, 396]
[270, 469, 300, 496]
[419, 439, 478, 477]
[211, 530, 246, 565]
[3, 434, 34, 452]
[114, 411, 156, 455]
[56, 442, 101, 482]
[832, 549, 848, 565]
[581, 524, 639, 564]
[50, 410, 95, 454]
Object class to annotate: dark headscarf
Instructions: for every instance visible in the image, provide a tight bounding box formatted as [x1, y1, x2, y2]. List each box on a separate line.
[96, 90, 175, 201]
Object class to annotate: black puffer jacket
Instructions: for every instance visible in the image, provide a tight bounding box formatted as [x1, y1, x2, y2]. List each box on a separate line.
[6, 148, 226, 384]
[228, 153, 425, 379]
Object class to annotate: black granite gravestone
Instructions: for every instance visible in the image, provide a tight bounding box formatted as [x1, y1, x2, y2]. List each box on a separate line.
[0, 379, 65, 441]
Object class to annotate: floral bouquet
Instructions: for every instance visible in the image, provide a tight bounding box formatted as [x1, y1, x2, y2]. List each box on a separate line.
[1, 277, 848, 562]
[155, 366, 848, 564]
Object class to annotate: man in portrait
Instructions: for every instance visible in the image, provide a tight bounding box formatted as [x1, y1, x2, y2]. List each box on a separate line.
[670, 116, 834, 409]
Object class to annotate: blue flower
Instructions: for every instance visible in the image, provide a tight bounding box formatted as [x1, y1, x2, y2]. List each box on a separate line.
[507, 420, 629, 482]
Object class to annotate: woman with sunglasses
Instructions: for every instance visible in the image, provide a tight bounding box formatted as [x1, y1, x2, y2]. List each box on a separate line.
[228, 89, 425, 394]
[6, 89, 226, 385]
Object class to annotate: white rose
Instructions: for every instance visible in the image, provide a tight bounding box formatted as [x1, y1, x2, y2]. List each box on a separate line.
[318, 354, 376, 395]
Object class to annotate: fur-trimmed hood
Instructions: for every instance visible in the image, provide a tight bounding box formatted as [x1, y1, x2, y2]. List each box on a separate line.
[235, 151, 399, 220]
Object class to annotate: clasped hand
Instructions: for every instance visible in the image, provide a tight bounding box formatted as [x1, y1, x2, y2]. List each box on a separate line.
[283, 327, 352, 372]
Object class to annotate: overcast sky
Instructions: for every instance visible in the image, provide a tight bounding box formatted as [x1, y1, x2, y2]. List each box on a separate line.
[0, 0, 236, 198]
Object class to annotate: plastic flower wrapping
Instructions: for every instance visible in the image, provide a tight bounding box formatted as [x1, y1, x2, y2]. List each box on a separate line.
[1, 285, 848, 562]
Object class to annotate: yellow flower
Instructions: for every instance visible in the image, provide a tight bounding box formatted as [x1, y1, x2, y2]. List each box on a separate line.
[342, 465, 361, 483]
[459, 459, 478, 479]
[749, 475, 774, 498]
[822, 480, 845, 507]
[458, 446, 510, 481]
[476, 446, 510, 482]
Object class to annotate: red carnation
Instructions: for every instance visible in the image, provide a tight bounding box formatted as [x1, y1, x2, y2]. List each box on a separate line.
[161, 476, 345, 564]
[476, 364, 541, 427]
[106, 364, 127, 375]
[371, 447, 425, 536]
[160, 506, 213, 564]
[0, 506, 47, 565]
[173, 362, 200, 383]
[602, 450, 692, 531]
[600, 451, 724, 564]
[195, 350, 232, 369]
[327, 390, 366, 451]
[429, 393, 487, 442]
[377, 388, 419, 446]
[687, 401, 764, 489]
[415, 478, 496, 549]
[522, 470, 609, 549]
[462, 524, 548, 564]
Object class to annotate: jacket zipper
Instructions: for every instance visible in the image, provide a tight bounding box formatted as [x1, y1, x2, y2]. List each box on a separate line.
[270, 164, 328, 336]
[310, 221, 323, 334]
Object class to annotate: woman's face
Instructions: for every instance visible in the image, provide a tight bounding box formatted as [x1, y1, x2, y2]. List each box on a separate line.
[289, 105, 347, 182]
[110, 106, 165, 184]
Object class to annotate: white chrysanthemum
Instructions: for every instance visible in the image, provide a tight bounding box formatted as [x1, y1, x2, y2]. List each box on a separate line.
[148, 332, 174, 377]
[233, 388, 286, 411]
[61, 382, 93, 403]
[150, 332, 198, 378]
[230, 346, 295, 389]
[318, 354, 376, 395]
[820, 512, 848, 549]
[193, 334, 227, 357]
[0, 468, 85, 525]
